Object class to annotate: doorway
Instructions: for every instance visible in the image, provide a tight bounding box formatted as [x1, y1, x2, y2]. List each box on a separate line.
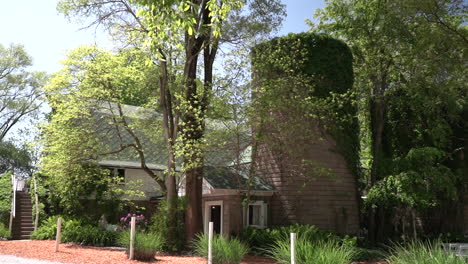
[204, 201, 223, 234]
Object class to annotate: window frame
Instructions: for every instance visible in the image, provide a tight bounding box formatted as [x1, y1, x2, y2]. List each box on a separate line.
[247, 200, 267, 229]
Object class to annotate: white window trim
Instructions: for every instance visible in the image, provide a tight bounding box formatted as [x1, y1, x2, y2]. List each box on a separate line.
[247, 200, 267, 229]
[204, 200, 223, 234]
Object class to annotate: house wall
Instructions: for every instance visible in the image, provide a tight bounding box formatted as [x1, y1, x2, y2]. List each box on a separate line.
[202, 194, 272, 236]
[124, 168, 162, 200]
[254, 133, 360, 235]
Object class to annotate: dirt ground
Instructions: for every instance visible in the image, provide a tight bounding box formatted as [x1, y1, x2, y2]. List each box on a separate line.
[0, 240, 275, 264]
[0, 240, 386, 264]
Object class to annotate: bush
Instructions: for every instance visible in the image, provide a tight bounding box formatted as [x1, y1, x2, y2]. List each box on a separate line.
[31, 215, 118, 246]
[0, 222, 10, 239]
[62, 218, 117, 246]
[269, 238, 356, 264]
[148, 197, 186, 252]
[118, 231, 165, 261]
[31, 215, 61, 240]
[387, 240, 465, 264]
[193, 233, 249, 264]
[239, 224, 356, 254]
[119, 213, 147, 232]
[0, 171, 12, 225]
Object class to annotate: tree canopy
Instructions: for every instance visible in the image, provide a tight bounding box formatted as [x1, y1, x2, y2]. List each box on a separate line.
[0, 43, 47, 141]
[312, 0, 467, 241]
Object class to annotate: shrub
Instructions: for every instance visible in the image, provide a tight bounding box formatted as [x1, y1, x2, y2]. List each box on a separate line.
[0, 222, 10, 239]
[193, 233, 249, 264]
[31, 215, 118, 246]
[118, 231, 165, 261]
[119, 213, 147, 232]
[0, 171, 12, 225]
[239, 224, 356, 254]
[62, 218, 117, 246]
[268, 237, 356, 264]
[31, 215, 61, 240]
[387, 240, 465, 264]
[148, 197, 186, 252]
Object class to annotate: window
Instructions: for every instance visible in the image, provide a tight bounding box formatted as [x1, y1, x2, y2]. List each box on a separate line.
[247, 201, 267, 228]
[106, 168, 125, 184]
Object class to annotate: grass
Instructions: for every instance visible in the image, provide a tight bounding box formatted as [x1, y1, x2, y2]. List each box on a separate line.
[193, 233, 249, 264]
[387, 240, 466, 264]
[268, 237, 356, 264]
[118, 231, 165, 261]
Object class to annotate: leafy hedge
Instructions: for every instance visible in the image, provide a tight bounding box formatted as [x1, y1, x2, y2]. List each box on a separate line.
[0, 222, 10, 239]
[0, 171, 12, 225]
[31, 215, 117, 246]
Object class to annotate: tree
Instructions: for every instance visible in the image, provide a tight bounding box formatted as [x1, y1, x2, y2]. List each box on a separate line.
[0, 141, 32, 177]
[56, 0, 285, 244]
[0, 43, 47, 141]
[42, 46, 159, 214]
[312, 0, 467, 242]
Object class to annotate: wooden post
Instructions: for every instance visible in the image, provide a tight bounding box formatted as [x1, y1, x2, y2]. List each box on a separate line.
[208, 222, 213, 264]
[129, 216, 136, 260]
[290, 233, 296, 264]
[55, 217, 62, 252]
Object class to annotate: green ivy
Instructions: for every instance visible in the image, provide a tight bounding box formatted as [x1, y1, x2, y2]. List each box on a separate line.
[252, 32, 360, 179]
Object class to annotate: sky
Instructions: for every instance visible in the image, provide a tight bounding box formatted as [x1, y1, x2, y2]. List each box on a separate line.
[0, 0, 324, 74]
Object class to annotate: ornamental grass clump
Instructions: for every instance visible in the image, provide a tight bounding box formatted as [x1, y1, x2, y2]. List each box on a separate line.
[387, 240, 465, 264]
[269, 237, 356, 264]
[118, 231, 165, 261]
[193, 233, 249, 264]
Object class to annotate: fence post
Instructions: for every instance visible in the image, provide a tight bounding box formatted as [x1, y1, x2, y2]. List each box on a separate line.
[291, 233, 296, 264]
[208, 221, 213, 264]
[129, 216, 136, 260]
[55, 217, 62, 252]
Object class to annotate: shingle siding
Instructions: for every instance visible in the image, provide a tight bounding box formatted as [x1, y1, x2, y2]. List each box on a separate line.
[254, 133, 360, 234]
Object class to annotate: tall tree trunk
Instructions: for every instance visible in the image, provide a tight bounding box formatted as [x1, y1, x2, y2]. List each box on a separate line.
[368, 88, 386, 243]
[159, 58, 179, 250]
[183, 43, 204, 242]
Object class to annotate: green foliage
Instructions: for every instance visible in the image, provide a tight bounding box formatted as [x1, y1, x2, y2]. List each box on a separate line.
[0, 43, 47, 141]
[30, 215, 61, 240]
[239, 224, 356, 254]
[193, 233, 249, 264]
[387, 240, 465, 264]
[148, 197, 186, 252]
[0, 171, 12, 225]
[367, 147, 459, 209]
[31, 215, 118, 246]
[0, 142, 32, 176]
[40, 46, 158, 214]
[61, 218, 118, 246]
[0, 222, 10, 239]
[268, 238, 356, 264]
[252, 32, 360, 181]
[313, 0, 467, 240]
[118, 231, 165, 261]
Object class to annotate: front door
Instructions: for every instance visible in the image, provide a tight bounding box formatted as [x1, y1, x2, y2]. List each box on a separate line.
[205, 201, 223, 234]
[210, 205, 221, 234]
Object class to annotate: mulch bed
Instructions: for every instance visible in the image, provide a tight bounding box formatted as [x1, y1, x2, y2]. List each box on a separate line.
[0, 240, 387, 264]
[0, 240, 274, 264]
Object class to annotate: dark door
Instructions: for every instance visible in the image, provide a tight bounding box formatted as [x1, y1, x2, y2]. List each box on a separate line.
[210, 205, 221, 234]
